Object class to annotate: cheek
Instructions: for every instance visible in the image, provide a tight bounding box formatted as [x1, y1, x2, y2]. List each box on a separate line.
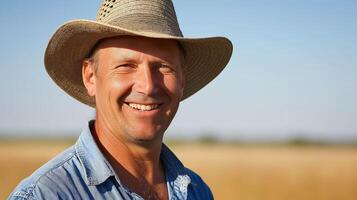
[163, 75, 184, 99]
[96, 76, 133, 105]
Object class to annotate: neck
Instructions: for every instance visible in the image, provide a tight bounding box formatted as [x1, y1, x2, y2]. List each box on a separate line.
[91, 118, 168, 199]
[92, 118, 164, 183]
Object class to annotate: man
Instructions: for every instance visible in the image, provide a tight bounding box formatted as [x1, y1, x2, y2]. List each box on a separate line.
[9, 0, 232, 199]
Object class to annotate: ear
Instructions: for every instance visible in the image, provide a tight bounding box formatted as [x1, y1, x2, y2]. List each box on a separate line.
[82, 59, 96, 97]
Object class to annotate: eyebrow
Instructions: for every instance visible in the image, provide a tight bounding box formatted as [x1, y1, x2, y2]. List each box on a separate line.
[116, 52, 177, 64]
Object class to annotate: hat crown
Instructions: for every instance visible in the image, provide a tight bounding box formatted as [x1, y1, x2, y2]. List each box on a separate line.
[96, 0, 183, 37]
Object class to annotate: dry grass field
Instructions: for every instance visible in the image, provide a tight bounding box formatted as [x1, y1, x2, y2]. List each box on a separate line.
[1, 140, 357, 200]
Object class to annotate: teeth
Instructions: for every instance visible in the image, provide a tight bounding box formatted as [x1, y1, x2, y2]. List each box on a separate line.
[128, 103, 158, 111]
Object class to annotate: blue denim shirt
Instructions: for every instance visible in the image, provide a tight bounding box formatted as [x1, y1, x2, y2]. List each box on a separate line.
[8, 122, 213, 200]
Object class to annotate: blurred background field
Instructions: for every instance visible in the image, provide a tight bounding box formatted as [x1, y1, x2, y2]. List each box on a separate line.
[1, 139, 357, 200]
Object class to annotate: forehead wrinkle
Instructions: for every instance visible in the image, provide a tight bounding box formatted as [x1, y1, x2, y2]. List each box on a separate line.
[96, 36, 182, 65]
[99, 48, 169, 67]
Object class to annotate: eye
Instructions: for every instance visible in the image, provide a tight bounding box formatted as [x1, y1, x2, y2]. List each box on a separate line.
[156, 63, 175, 74]
[115, 63, 136, 73]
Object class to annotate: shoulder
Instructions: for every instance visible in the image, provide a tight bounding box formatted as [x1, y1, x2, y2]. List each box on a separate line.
[8, 145, 83, 200]
[185, 167, 214, 200]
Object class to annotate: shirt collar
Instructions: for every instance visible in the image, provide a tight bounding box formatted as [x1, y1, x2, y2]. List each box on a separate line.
[160, 144, 187, 176]
[75, 121, 115, 186]
[161, 144, 192, 199]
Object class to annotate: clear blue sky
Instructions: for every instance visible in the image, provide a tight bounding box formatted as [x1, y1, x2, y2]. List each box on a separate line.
[0, 0, 356, 141]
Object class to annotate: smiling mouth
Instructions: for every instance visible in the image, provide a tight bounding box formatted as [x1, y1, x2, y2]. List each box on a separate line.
[125, 102, 161, 111]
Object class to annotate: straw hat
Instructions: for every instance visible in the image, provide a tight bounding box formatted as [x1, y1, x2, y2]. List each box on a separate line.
[44, 0, 233, 107]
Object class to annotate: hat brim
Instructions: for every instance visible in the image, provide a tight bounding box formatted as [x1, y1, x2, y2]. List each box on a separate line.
[44, 19, 233, 107]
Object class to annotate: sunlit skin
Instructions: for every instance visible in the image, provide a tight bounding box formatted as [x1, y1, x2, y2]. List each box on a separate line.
[82, 36, 184, 199]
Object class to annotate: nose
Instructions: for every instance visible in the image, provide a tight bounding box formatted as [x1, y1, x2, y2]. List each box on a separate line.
[135, 64, 160, 96]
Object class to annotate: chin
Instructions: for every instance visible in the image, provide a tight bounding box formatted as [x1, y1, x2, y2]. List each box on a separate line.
[129, 126, 165, 143]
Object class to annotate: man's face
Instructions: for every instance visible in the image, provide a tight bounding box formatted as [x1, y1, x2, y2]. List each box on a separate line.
[86, 36, 184, 143]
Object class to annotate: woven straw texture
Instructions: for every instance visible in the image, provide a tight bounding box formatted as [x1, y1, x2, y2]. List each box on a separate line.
[44, 0, 233, 107]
